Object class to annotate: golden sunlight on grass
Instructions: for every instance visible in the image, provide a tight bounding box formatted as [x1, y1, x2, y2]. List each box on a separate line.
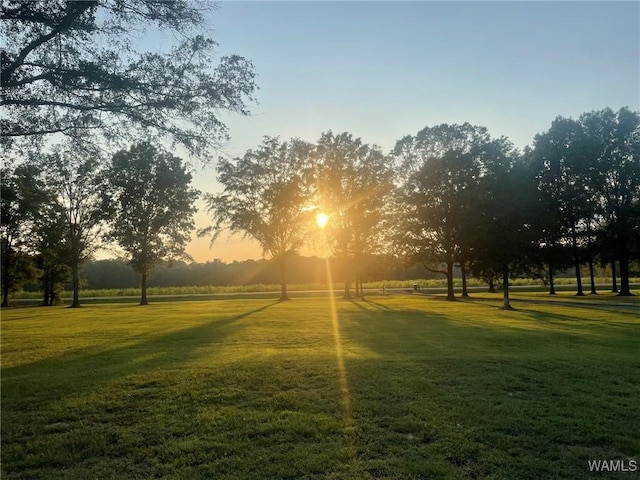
[2, 297, 638, 479]
[323, 258, 356, 459]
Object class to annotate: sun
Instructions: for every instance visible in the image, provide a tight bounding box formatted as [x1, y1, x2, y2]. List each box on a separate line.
[316, 212, 329, 228]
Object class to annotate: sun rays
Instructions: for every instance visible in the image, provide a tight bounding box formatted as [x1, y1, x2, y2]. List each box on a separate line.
[324, 255, 356, 458]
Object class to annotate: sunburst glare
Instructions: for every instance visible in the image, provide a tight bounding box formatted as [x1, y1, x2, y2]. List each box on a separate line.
[316, 212, 329, 228]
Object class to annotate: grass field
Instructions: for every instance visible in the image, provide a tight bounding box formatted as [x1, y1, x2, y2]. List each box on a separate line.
[2, 294, 639, 479]
[10, 276, 640, 301]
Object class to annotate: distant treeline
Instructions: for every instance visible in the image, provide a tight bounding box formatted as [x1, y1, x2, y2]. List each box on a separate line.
[23, 255, 441, 291]
[21, 255, 621, 293]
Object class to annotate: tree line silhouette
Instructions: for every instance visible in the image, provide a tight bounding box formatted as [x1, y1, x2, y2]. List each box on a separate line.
[2, 3, 637, 309]
[2, 107, 639, 308]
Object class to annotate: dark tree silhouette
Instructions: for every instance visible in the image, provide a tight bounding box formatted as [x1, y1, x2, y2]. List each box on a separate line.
[314, 131, 393, 300]
[0, 162, 49, 306]
[1, 0, 257, 160]
[392, 123, 490, 301]
[530, 117, 595, 296]
[472, 143, 537, 309]
[103, 143, 199, 305]
[201, 137, 314, 301]
[581, 107, 640, 296]
[44, 150, 105, 308]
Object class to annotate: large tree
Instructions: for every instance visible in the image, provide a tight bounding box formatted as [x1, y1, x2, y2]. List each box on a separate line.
[1, 0, 257, 159]
[0, 161, 50, 306]
[201, 137, 314, 301]
[580, 107, 640, 296]
[103, 142, 199, 305]
[32, 202, 71, 306]
[313, 131, 393, 299]
[472, 143, 537, 309]
[392, 123, 490, 301]
[531, 108, 640, 296]
[521, 147, 575, 296]
[44, 149, 105, 308]
[530, 117, 597, 296]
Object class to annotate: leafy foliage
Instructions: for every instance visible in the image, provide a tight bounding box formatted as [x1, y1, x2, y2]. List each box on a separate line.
[530, 107, 640, 296]
[103, 142, 199, 304]
[201, 137, 314, 299]
[314, 131, 393, 297]
[392, 124, 497, 300]
[1, 0, 257, 159]
[1, 107, 638, 303]
[0, 161, 51, 305]
[43, 149, 106, 307]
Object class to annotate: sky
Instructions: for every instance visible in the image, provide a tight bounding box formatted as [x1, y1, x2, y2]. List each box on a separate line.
[180, 1, 640, 263]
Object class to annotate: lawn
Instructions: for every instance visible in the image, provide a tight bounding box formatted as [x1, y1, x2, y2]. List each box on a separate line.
[1, 295, 639, 479]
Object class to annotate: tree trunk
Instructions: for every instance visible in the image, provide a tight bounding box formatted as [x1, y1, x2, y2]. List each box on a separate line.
[572, 228, 584, 296]
[70, 257, 81, 308]
[460, 260, 469, 297]
[1, 288, 8, 306]
[611, 261, 618, 293]
[588, 257, 597, 295]
[446, 261, 455, 301]
[44, 273, 52, 306]
[46, 274, 53, 306]
[618, 252, 633, 296]
[488, 277, 495, 293]
[342, 252, 352, 299]
[359, 276, 365, 301]
[574, 261, 585, 296]
[548, 265, 556, 295]
[502, 265, 512, 310]
[343, 281, 351, 299]
[279, 256, 289, 301]
[140, 271, 149, 305]
[1, 246, 10, 307]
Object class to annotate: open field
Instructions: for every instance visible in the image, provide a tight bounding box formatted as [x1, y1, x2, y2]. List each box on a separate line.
[10, 277, 640, 301]
[2, 295, 639, 479]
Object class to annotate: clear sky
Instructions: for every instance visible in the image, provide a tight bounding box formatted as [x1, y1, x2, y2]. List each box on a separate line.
[184, 0, 640, 263]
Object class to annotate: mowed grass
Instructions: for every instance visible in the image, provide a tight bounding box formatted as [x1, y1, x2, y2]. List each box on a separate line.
[1, 295, 639, 479]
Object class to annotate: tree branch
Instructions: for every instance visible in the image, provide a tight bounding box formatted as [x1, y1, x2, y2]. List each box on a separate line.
[421, 261, 447, 276]
[2, 2, 97, 85]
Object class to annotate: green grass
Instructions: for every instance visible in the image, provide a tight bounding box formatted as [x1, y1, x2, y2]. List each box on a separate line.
[2, 296, 639, 479]
[11, 283, 338, 300]
[11, 277, 640, 300]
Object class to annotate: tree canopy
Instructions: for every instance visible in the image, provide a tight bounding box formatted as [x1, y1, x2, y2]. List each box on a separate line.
[0, 161, 50, 305]
[314, 131, 393, 299]
[103, 142, 199, 305]
[1, 107, 638, 305]
[43, 149, 106, 307]
[392, 123, 493, 300]
[1, 0, 257, 159]
[530, 107, 640, 296]
[201, 136, 315, 300]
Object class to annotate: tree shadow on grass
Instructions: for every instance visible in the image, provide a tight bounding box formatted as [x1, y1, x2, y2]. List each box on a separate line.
[338, 305, 490, 360]
[1, 301, 279, 414]
[362, 299, 394, 311]
[514, 308, 640, 341]
[344, 298, 372, 313]
[336, 300, 639, 364]
[458, 296, 640, 321]
[3, 299, 637, 480]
